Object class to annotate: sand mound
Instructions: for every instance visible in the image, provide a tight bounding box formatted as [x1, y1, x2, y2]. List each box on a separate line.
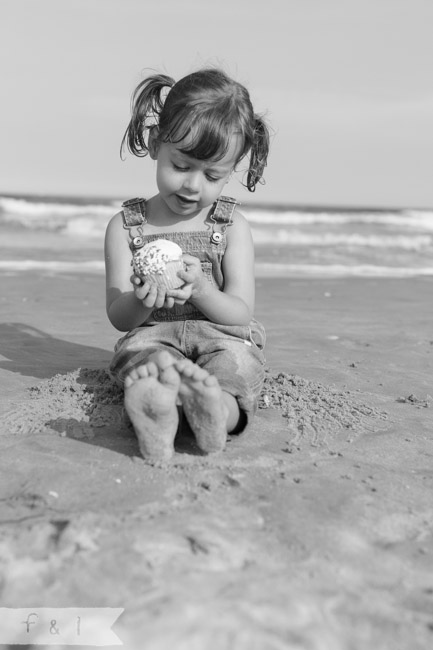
[3, 369, 124, 437]
[259, 369, 388, 448]
[2, 368, 388, 447]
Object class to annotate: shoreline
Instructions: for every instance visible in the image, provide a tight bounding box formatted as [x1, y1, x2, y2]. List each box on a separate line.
[0, 272, 432, 649]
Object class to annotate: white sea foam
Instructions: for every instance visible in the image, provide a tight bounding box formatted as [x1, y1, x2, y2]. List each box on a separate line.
[245, 208, 433, 232]
[2, 195, 433, 235]
[63, 218, 109, 238]
[0, 196, 117, 234]
[0, 196, 118, 218]
[255, 263, 433, 278]
[1, 258, 431, 279]
[251, 228, 432, 250]
[0, 260, 105, 273]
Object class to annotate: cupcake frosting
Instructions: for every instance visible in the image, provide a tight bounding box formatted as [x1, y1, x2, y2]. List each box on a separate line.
[133, 239, 182, 277]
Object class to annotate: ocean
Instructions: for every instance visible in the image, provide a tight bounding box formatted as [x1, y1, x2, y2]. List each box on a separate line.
[1, 193, 433, 278]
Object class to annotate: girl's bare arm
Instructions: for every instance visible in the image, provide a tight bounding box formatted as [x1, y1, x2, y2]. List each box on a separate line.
[104, 213, 155, 331]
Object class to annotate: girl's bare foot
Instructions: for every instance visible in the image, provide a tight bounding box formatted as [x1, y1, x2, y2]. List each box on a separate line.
[124, 351, 180, 462]
[175, 360, 229, 453]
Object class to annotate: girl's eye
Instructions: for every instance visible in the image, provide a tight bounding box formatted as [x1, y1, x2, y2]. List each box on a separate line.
[206, 175, 220, 183]
[173, 163, 188, 171]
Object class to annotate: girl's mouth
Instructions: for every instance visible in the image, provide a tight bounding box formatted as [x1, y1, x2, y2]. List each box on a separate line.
[176, 194, 198, 206]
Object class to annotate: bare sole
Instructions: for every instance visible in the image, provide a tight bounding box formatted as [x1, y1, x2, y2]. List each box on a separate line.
[124, 351, 180, 462]
[175, 360, 229, 453]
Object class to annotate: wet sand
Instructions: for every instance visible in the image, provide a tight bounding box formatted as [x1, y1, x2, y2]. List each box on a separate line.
[0, 271, 432, 649]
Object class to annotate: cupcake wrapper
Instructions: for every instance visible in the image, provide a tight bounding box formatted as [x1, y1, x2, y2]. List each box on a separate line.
[142, 259, 184, 290]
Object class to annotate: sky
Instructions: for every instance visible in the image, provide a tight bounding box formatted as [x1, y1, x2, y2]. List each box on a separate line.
[1, 0, 433, 208]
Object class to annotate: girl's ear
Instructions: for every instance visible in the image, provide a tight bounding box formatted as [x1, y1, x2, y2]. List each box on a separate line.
[148, 126, 160, 160]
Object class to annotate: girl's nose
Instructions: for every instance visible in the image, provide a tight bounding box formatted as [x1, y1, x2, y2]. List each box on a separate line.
[183, 172, 201, 193]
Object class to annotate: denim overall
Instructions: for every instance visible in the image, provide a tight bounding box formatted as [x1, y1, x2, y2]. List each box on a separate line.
[109, 196, 266, 429]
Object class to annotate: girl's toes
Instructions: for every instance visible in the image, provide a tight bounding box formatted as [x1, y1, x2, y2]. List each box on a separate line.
[192, 366, 209, 382]
[160, 363, 181, 390]
[203, 374, 219, 387]
[124, 367, 140, 386]
[174, 359, 187, 372]
[143, 361, 158, 377]
[136, 365, 151, 379]
[175, 359, 193, 376]
[124, 374, 134, 388]
[156, 350, 176, 369]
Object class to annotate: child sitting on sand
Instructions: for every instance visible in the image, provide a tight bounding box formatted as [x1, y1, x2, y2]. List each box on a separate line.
[105, 67, 270, 461]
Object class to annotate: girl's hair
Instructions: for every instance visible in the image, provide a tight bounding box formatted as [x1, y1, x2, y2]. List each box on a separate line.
[121, 68, 270, 192]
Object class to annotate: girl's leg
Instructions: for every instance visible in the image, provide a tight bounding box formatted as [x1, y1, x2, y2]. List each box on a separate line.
[124, 350, 180, 462]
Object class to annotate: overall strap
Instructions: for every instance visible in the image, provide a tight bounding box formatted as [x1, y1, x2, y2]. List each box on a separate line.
[209, 195, 240, 244]
[121, 198, 147, 250]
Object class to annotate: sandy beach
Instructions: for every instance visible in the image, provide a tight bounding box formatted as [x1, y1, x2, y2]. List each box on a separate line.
[3, 0, 433, 643]
[0, 266, 432, 649]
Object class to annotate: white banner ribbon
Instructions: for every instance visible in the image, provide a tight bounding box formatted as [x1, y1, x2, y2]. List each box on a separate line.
[0, 608, 124, 646]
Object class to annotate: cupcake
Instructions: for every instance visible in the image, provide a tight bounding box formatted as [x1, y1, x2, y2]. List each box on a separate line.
[132, 239, 184, 289]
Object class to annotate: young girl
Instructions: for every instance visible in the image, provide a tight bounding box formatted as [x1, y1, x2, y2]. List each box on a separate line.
[105, 67, 270, 462]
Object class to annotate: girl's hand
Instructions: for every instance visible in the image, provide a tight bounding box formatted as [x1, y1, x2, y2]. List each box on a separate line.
[176, 254, 207, 298]
[131, 274, 176, 310]
[167, 282, 193, 304]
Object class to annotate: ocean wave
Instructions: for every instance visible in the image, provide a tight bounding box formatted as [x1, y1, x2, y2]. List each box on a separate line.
[0, 196, 118, 217]
[0, 196, 117, 233]
[0, 260, 105, 273]
[1, 258, 432, 279]
[255, 263, 433, 278]
[251, 229, 432, 250]
[2, 195, 433, 235]
[245, 208, 433, 232]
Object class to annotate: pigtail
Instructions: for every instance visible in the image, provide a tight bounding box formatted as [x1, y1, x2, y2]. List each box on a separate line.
[120, 74, 175, 159]
[246, 115, 270, 192]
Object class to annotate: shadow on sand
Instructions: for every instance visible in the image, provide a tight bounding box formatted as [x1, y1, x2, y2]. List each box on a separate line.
[0, 322, 113, 379]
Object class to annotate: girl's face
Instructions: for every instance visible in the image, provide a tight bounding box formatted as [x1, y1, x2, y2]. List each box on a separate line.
[152, 133, 241, 217]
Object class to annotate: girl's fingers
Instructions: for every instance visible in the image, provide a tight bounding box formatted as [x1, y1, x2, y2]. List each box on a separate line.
[143, 284, 167, 309]
[181, 255, 201, 273]
[135, 280, 152, 300]
[181, 253, 197, 264]
[154, 286, 167, 309]
[176, 270, 190, 283]
[131, 274, 143, 286]
[134, 275, 191, 309]
[168, 284, 193, 301]
[141, 283, 157, 307]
